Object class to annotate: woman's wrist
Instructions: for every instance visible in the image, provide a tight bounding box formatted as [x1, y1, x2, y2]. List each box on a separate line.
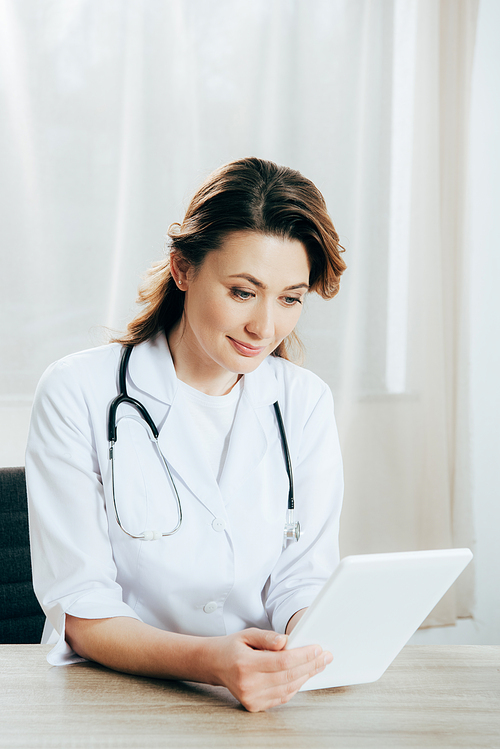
[285, 608, 307, 634]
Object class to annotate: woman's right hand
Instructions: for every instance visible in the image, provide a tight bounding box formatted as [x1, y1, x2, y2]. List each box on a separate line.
[204, 628, 332, 712]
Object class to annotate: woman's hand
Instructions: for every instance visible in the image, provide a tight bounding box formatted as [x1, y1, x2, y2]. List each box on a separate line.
[205, 627, 332, 712]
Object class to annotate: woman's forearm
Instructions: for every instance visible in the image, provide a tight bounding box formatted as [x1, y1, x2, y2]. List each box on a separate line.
[65, 615, 216, 683]
[65, 614, 331, 712]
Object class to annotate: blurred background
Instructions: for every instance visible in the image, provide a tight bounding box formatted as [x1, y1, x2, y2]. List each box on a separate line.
[1, 0, 498, 644]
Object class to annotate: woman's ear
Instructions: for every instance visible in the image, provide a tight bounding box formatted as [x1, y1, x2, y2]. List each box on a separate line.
[170, 253, 191, 290]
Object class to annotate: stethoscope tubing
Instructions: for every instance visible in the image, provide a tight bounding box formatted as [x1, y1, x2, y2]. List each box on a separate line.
[107, 344, 298, 544]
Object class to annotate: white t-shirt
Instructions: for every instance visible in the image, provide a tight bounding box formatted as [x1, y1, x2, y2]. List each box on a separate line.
[177, 378, 243, 483]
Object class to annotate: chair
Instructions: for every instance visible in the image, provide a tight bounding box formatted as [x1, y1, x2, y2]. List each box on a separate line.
[0, 467, 45, 643]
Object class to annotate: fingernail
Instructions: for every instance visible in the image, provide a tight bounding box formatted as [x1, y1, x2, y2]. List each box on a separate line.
[324, 653, 333, 665]
[314, 647, 321, 657]
[273, 634, 285, 644]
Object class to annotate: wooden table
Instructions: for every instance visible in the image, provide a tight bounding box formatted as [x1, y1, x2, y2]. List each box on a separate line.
[0, 645, 499, 748]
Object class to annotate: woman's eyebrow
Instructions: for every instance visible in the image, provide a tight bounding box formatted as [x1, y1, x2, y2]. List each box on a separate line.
[228, 273, 309, 291]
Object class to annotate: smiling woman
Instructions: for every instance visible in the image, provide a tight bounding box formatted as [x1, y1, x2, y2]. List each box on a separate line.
[168, 232, 311, 395]
[26, 157, 346, 712]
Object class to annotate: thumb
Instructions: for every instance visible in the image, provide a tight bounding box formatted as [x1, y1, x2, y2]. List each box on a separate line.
[243, 628, 288, 652]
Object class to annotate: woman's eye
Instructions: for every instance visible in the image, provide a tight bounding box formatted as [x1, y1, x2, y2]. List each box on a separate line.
[231, 288, 254, 300]
[283, 296, 302, 306]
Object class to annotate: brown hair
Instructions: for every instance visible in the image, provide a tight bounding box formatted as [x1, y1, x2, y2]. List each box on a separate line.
[115, 157, 346, 359]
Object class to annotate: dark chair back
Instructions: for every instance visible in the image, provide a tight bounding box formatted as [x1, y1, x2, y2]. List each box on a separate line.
[0, 467, 45, 643]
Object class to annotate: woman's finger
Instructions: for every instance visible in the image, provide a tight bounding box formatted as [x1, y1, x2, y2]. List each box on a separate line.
[240, 627, 288, 652]
[259, 648, 333, 686]
[241, 653, 333, 712]
[251, 641, 326, 674]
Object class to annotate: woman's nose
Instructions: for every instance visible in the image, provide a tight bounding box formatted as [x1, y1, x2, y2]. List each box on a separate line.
[246, 301, 275, 340]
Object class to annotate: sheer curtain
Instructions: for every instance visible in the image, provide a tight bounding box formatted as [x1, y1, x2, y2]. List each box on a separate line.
[0, 0, 478, 624]
[300, 0, 479, 625]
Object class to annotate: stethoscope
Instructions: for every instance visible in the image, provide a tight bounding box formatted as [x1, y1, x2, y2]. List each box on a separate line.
[108, 345, 301, 548]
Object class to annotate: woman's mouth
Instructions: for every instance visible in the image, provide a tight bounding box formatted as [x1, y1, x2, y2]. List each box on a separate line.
[227, 337, 267, 357]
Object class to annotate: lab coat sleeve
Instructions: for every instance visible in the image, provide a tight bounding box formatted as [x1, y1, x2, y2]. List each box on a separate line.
[26, 358, 142, 665]
[264, 383, 343, 634]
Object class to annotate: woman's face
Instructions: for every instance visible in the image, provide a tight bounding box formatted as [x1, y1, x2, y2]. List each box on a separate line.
[171, 231, 310, 383]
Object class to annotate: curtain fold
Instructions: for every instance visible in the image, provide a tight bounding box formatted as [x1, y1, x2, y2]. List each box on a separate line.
[303, 0, 478, 625]
[0, 0, 479, 624]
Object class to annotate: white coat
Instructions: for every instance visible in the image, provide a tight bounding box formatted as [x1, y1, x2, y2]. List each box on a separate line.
[26, 334, 343, 665]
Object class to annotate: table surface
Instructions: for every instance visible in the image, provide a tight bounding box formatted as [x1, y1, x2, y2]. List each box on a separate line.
[0, 645, 499, 749]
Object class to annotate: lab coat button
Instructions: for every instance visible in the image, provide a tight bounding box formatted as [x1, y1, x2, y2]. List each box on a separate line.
[212, 518, 226, 532]
[203, 601, 218, 614]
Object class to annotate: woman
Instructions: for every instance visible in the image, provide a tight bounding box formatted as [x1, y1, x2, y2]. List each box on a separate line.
[26, 157, 346, 712]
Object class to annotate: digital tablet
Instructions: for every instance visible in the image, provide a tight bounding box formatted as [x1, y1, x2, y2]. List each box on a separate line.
[286, 548, 473, 691]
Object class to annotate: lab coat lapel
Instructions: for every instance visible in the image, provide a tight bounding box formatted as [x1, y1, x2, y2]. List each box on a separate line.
[126, 333, 177, 407]
[218, 359, 279, 504]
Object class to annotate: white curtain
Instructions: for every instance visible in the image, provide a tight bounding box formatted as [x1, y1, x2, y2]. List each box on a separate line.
[0, 0, 478, 625]
[300, 0, 479, 624]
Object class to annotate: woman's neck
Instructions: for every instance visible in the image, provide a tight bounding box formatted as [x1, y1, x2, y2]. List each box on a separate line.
[167, 326, 241, 396]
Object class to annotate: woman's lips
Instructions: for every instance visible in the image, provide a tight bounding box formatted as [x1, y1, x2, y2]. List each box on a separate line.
[228, 337, 266, 357]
